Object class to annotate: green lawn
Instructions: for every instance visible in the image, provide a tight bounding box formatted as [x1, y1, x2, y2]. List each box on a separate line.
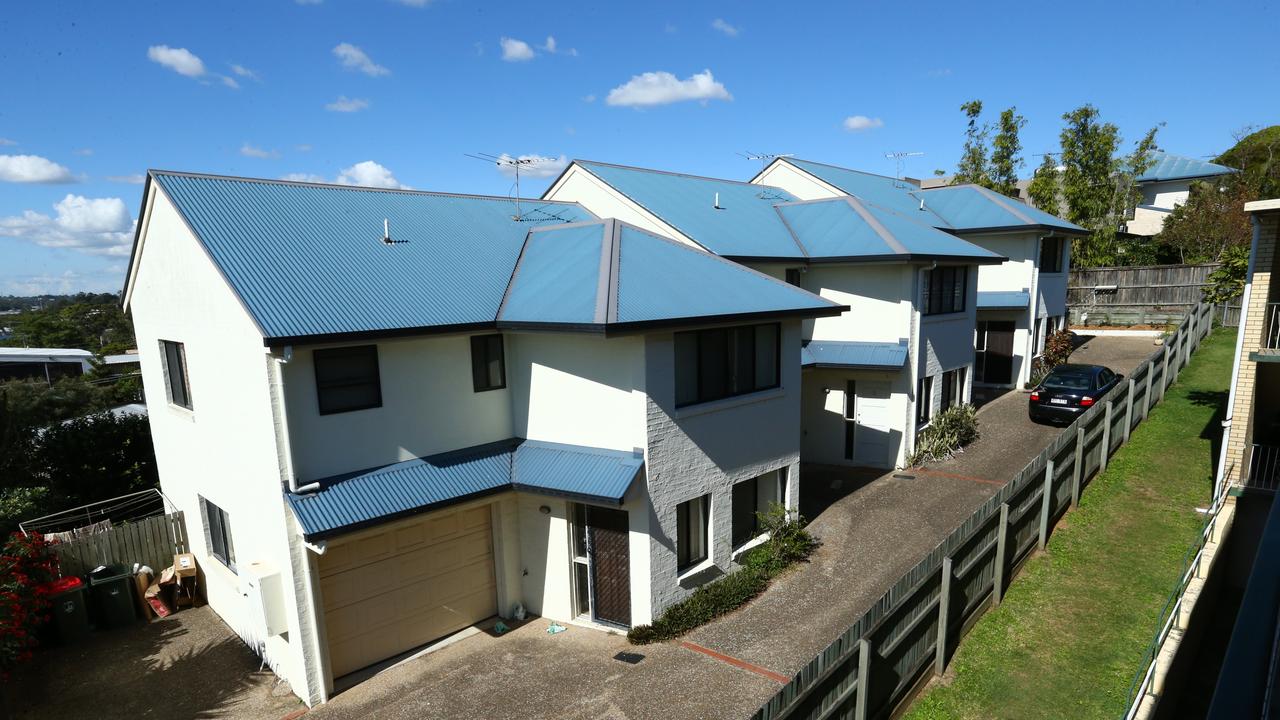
[905, 328, 1236, 720]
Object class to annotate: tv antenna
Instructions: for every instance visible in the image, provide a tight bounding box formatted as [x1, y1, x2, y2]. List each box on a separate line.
[465, 153, 542, 220]
[884, 151, 924, 188]
[738, 151, 795, 167]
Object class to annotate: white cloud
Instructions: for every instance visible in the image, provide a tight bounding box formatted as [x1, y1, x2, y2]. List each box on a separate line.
[219, 75, 240, 89]
[147, 45, 206, 78]
[325, 96, 369, 112]
[0, 194, 135, 257]
[582, 94, 596, 103]
[493, 154, 568, 179]
[230, 64, 260, 81]
[0, 155, 76, 183]
[928, 68, 953, 77]
[73, 148, 94, 156]
[605, 69, 732, 107]
[541, 36, 557, 53]
[240, 143, 280, 159]
[711, 18, 740, 36]
[333, 43, 390, 76]
[843, 115, 884, 132]
[0, 138, 16, 146]
[296, 144, 313, 153]
[295, 0, 323, 4]
[0, 270, 124, 296]
[283, 161, 409, 189]
[392, 0, 431, 5]
[106, 174, 146, 185]
[500, 37, 535, 62]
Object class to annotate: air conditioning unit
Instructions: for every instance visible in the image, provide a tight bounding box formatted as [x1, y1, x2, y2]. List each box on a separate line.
[242, 560, 288, 637]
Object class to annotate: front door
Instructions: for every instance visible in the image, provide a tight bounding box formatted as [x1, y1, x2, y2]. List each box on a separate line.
[851, 380, 892, 468]
[977, 321, 1015, 385]
[586, 506, 631, 627]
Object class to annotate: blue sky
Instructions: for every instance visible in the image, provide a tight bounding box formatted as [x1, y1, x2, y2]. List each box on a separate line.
[1, 0, 1276, 295]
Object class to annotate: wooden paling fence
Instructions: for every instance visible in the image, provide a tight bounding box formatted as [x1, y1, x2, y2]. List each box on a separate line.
[51, 511, 189, 577]
[754, 302, 1215, 720]
[1068, 263, 1239, 327]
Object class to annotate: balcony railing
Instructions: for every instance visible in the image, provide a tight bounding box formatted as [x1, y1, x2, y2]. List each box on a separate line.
[1248, 443, 1280, 491]
[1267, 303, 1280, 350]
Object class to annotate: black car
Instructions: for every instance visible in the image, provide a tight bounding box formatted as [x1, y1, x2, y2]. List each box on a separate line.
[1028, 363, 1122, 425]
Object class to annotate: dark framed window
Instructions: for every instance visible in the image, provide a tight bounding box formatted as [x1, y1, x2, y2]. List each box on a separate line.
[676, 494, 710, 570]
[470, 334, 506, 392]
[674, 323, 780, 407]
[314, 345, 382, 415]
[159, 340, 192, 410]
[200, 496, 235, 572]
[941, 368, 966, 412]
[844, 380, 857, 460]
[732, 471, 783, 547]
[917, 375, 934, 427]
[1040, 237, 1065, 274]
[922, 267, 967, 315]
[784, 268, 803, 287]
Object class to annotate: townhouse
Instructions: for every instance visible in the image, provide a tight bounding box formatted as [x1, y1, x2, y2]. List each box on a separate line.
[544, 161, 1004, 468]
[1126, 151, 1237, 237]
[750, 157, 1086, 388]
[123, 171, 843, 704]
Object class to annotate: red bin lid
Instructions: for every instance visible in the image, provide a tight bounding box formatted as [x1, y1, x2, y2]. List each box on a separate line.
[43, 576, 84, 594]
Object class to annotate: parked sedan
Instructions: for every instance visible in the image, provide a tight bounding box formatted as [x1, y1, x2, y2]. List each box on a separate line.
[1028, 364, 1122, 425]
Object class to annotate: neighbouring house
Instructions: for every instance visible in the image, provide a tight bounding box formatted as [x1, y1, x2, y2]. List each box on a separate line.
[0, 347, 93, 383]
[544, 161, 1003, 469]
[748, 157, 1086, 388]
[1124, 151, 1237, 238]
[122, 171, 843, 704]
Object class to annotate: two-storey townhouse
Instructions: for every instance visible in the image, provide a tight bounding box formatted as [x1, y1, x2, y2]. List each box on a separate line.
[123, 171, 843, 704]
[750, 157, 1086, 389]
[1127, 152, 1237, 237]
[544, 161, 1003, 469]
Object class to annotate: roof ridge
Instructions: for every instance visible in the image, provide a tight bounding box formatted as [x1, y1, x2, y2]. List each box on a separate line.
[785, 157, 905, 182]
[843, 197, 909, 255]
[967, 185, 1037, 224]
[575, 159, 791, 191]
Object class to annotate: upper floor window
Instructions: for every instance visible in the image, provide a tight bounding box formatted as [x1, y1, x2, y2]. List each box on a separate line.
[1040, 237, 1065, 274]
[922, 267, 967, 316]
[159, 340, 192, 410]
[470, 334, 506, 392]
[784, 268, 803, 287]
[314, 345, 382, 415]
[674, 323, 780, 408]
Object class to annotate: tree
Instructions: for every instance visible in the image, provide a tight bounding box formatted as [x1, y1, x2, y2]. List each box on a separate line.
[990, 107, 1026, 197]
[1217, 125, 1280, 198]
[952, 100, 992, 187]
[1, 294, 134, 354]
[1027, 153, 1061, 217]
[1157, 177, 1254, 264]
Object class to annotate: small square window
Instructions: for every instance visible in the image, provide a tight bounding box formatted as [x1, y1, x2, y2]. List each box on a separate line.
[470, 335, 506, 392]
[199, 496, 235, 573]
[1040, 237, 1065, 273]
[314, 345, 382, 415]
[159, 340, 192, 410]
[676, 495, 710, 571]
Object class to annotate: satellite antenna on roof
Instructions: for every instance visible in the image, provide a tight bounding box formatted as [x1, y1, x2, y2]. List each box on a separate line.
[738, 151, 795, 168]
[464, 153, 543, 220]
[884, 151, 924, 189]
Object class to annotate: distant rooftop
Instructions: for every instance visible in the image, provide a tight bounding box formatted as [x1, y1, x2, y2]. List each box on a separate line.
[1136, 152, 1236, 183]
[0, 347, 93, 361]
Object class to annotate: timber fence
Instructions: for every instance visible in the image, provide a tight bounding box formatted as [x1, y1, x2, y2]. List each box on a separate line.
[50, 511, 188, 576]
[1068, 263, 1239, 327]
[753, 301, 1215, 720]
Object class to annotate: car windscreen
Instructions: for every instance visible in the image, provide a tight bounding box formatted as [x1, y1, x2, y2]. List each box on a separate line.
[1043, 371, 1092, 391]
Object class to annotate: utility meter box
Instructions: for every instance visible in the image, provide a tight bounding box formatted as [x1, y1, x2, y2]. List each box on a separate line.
[242, 560, 287, 637]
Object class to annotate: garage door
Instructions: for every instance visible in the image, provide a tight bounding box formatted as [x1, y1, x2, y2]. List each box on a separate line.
[318, 504, 497, 678]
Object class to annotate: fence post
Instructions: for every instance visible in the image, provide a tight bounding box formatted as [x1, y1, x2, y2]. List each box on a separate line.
[936, 557, 953, 675]
[1143, 360, 1153, 419]
[1101, 401, 1113, 471]
[1123, 378, 1135, 444]
[855, 637, 871, 720]
[1038, 459, 1055, 550]
[1072, 426, 1084, 507]
[993, 503, 1010, 605]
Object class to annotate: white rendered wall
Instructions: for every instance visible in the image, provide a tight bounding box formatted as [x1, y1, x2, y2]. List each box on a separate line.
[127, 187, 313, 702]
[800, 368, 910, 468]
[800, 264, 913, 344]
[965, 233, 1036, 294]
[543, 165, 701, 249]
[751, 161, 844, 201]
[282, 334, 515, 481]
[1130, 180, 1193, 236]
[916, 264, 978, 426]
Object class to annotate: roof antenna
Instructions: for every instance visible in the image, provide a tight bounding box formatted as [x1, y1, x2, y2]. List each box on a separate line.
[738, 151, 795, 168]
[381, 217, 408, 245]
[884, 151, 924, 189]
[714, 192, 723, 210]
[465, 153, 543, 220]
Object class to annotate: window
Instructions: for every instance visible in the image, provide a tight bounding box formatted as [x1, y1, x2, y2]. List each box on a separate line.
[1040, 237, 1065, 274]
[674, 323, 780, 407]
[676, 494, 710, 570]
[785, 268, 803, 287]
[941, 368, 966, 412]
[922, 267, 967, 315]
[844, 380, 857, 460]
[731, 471, 782, 547]
[570, 504, 590, 617]
[159, 340, 192, 409]
[314, 345, 382, 415]
[470, 334, 506, 392]
[200, 496, 235, 572]
[917, 375, 934, 427]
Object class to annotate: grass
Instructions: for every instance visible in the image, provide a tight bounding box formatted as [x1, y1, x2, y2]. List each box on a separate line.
[904, 327, 1236, 720]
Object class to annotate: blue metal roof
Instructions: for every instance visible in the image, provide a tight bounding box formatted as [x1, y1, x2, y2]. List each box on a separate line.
[1136, 152, 1236, 182]
[499, 219, 843, 326]
[775, 197, 1003, 262]
[778, 158, 1085, 235]
[286, 438, 644, 539]
[801, 340, 908, 369]
[573, 161, 805, 258]
[977, 290, 1031, 309]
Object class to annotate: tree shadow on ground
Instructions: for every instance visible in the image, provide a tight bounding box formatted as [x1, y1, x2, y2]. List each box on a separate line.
[1188, 389, 1229, 492]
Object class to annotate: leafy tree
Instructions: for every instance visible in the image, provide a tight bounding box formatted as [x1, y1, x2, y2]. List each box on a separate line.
[1157, 177, 1254, 264]
[1, 294, 134, 354]
[1027, 154, 1061, 216]
[990, 107, 1026, 197]
[1216, 125, 1280, 197]
[1203, 245, 1250, 305]
[953, 100, 992, 187]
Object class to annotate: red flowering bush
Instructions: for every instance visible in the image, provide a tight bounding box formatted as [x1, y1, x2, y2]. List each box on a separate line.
[0, 532, 58, 681]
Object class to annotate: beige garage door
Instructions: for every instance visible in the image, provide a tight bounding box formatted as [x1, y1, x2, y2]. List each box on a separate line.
[318, 504, 497, 678]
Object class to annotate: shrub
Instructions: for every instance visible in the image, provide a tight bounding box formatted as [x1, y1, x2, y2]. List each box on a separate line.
[909, 404, 980, 466]
[1041, 328, 1074, 371]
[0, 532, 58, 681]
[628, 505, 815, 644]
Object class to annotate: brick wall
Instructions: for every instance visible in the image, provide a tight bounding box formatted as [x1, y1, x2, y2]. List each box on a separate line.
[1224, 212, 1279, 484]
